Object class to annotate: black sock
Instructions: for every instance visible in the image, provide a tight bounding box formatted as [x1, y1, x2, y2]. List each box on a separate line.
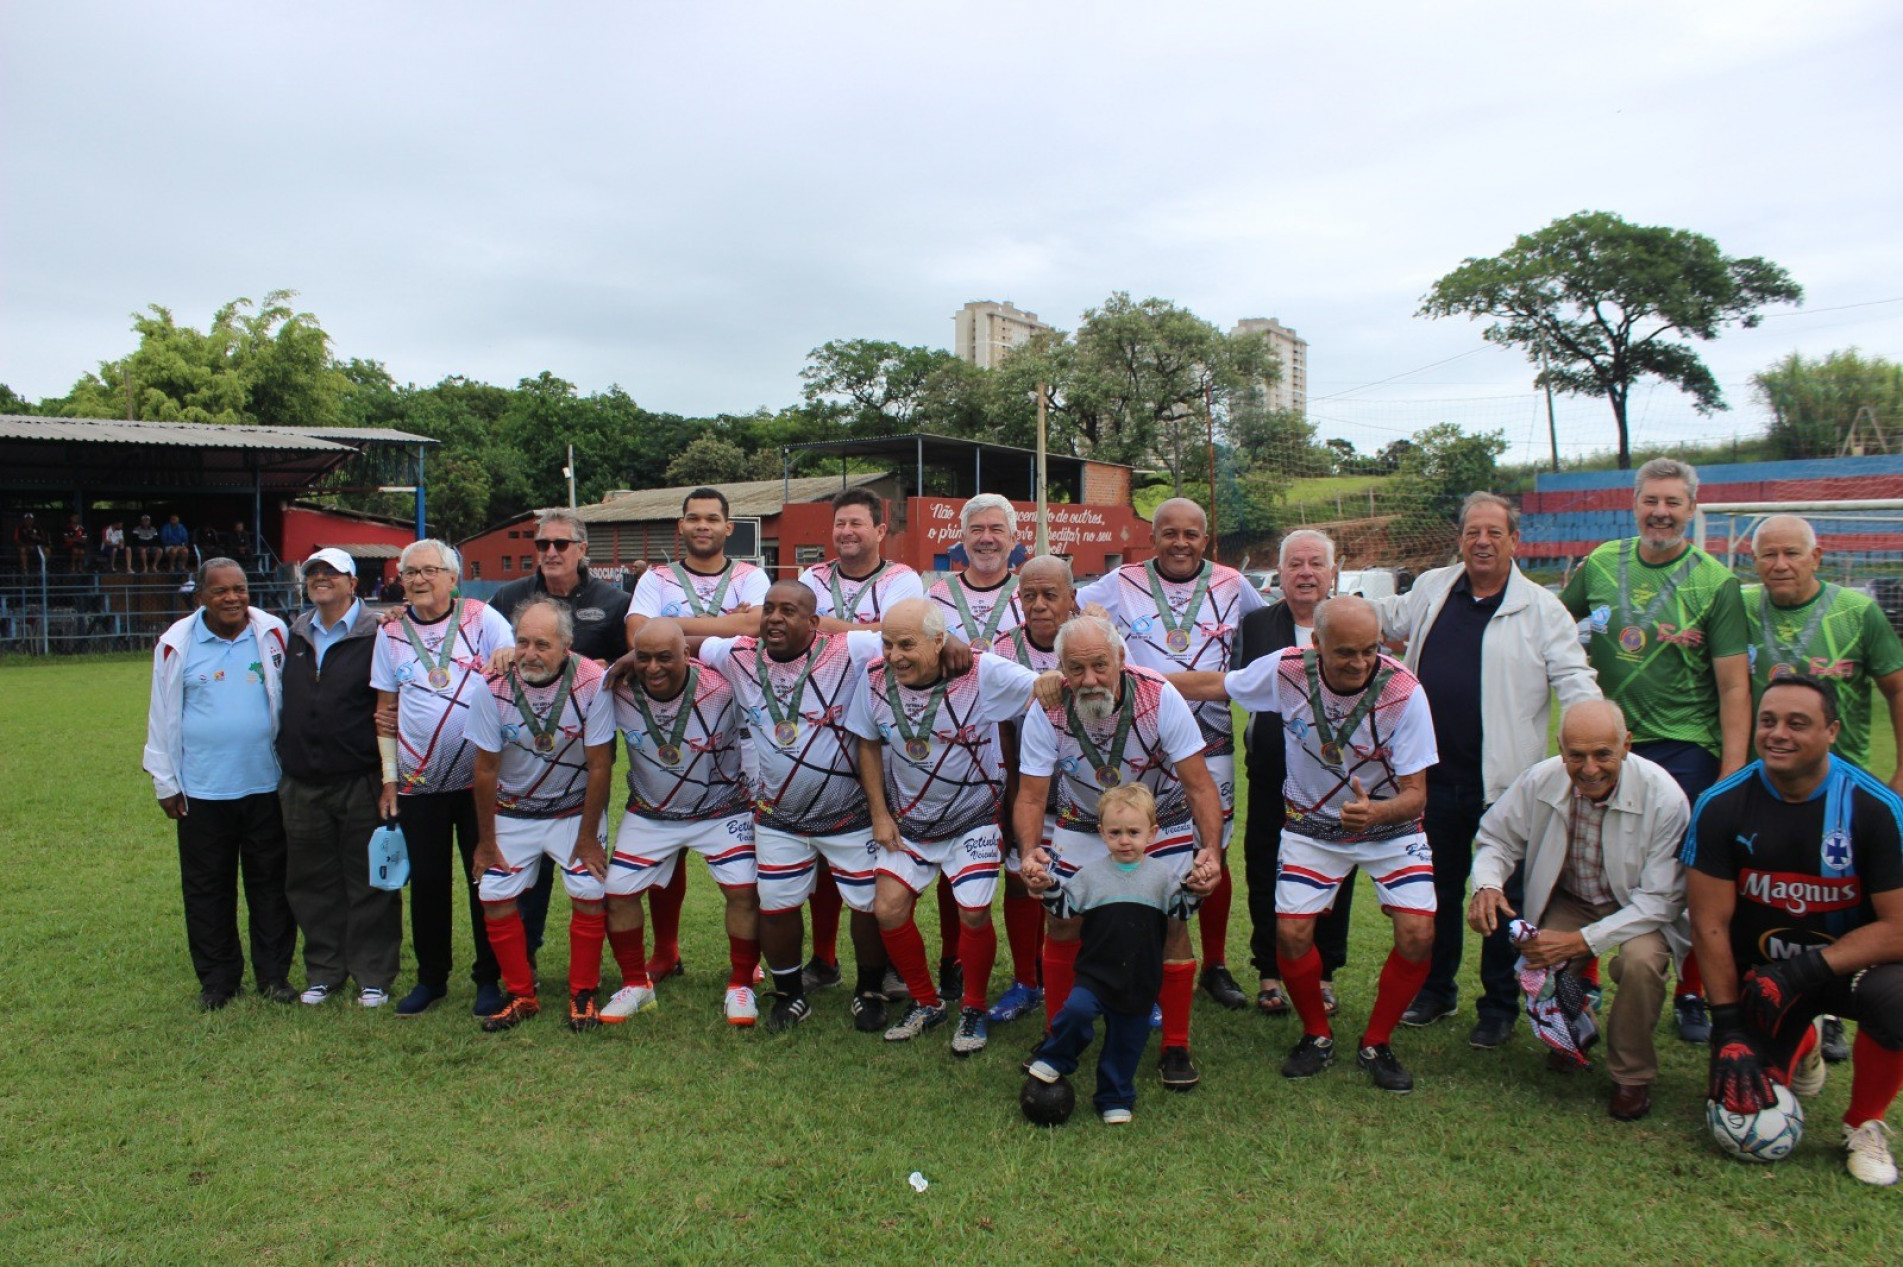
[855, 964, 885, 997]
[771, 966, 804, 999]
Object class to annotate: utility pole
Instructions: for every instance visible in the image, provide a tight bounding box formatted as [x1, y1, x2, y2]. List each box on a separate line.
[1538, 342, 1560, 474]
[1034, 383, 1050, 556]
[564, 444, 577, 508]
[1203, 383, 1219, 562]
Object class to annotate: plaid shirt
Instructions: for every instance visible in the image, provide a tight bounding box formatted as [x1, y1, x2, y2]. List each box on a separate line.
[1559, 789, 1616, 906]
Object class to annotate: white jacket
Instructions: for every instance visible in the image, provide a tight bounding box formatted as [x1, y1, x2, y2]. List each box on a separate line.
[1372, 564, 1600, 803]
[1471, 752, 1691, 957]
[143, 606, 288, 801]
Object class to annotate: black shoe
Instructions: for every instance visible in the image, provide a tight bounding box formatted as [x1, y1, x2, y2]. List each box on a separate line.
[1675, 994, 1711, 1044]
[567, 988, 601, 1033]
[766, 992, 811, 1033]
[479, 993, 541, 1033]
[850, 991, 890, 1034]
[938, 958, 964, 1006]
[1357, 1042, 1415, 1094]
[801, 956, 842, 991]
[472, 981, 506, 1018]
[1200, 965, 1248, 1011]
[198, 987, 236, 1012]
[1468, 1015, 1514, 1049]
[395, 983, 446, 1017]
[1401, 994, 1457, 1027]
[260, 980, 299, 1005]
[1158, 1045, 1200, 1091]
[1822, 1016, 1851, 1064]
[1281, 1033, 1336, 1079]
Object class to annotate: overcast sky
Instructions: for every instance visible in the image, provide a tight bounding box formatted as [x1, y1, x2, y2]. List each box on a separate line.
[4, 1, 1899, 465]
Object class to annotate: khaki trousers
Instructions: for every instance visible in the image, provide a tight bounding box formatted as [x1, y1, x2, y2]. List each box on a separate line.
[1541, 888, 1671, 1086]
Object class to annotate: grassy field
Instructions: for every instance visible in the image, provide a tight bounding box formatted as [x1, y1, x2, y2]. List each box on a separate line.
[2, 657, 1897, 1262]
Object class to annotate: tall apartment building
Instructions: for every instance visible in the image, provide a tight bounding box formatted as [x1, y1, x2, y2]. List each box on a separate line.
[1231, 317, 1308, 415]
[954, 300, 1050, 369]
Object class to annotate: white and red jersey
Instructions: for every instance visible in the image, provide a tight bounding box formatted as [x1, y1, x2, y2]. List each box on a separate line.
[370, 598, 516, 795]
[700, 630, 880, 835]
[1018, 665, 1206, 834]
[463, 654, 617, 817]
[631, 559, 770, 621]
[1077, 560, 1265, 756]
[799, 559, 923, 623]
[845, 655, 1039, 842]
[612, 657, 751, 823]
[997, 626, 1060, 673]
[927, 572, 1024, 650]
[1224, 648, 1436, 844]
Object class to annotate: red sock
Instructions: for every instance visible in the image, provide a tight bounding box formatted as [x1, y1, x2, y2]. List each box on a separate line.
[935, 878, 960, 963]
[568, 907, 606, 994]
[607, 925, 650, 988]
[1676, 949, 1704, 1000]
[1043, 937, 1080, 1031]
[1278, 944, 1331, 1038]
[1160, 960, 1196, 1049]
[1003, 894, 1044, 986]
[810, 867, 842, 965]
[959, 919, 996, 1011]
[647, 864, 687, 964]
[1199, 865, 1233, 965]
[1846, 1030, 1903, 1128]
[879, 918, 940, 1006]
[728, 935, 761, 989]
[1578, 956, 1602, 988]
[1362, 949, 1432, 1048]
[484, 905, 535, 998]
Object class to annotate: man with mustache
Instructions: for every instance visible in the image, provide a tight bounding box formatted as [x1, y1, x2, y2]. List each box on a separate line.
[1562, 458, 1751, 1042]
[1018, 614, 1224, 1090]
[1077, 497, 1265, 1016]
[464, 599, 618, 1032]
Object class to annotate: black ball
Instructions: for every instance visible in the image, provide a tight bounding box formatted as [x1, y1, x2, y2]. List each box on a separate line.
[1020, 1075, 1076, 1126]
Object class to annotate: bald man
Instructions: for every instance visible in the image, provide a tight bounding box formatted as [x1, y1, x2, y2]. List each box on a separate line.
[1468, 701, 1690, 1120]
[604, 618, 760, 1025]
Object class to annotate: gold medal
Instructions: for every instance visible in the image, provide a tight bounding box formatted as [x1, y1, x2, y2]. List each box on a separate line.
[428, 666, 450, 689]
[534, 732, 555, 753]
[657, 743, 682, 766]
[1320, 741, 1343, 767]
[1096, 764, 1121, 787]
[1618, 625, 1646, 654]
[1166, 629, 1191, 653]
[905, 736, 931, 761]
[774, 719, 799, 746]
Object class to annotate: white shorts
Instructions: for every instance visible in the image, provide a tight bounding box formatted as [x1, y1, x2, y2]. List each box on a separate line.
[1203, 753, 1236, 853]
[478, 813, 607, 903]
[1276, 829, 1434, 918]
[607, 812, 756, 897]
[756, 825, 882, 914]
[1004, 814, 1056, 878]
[1048, 822, 1197, 885]
[879, 825, 1003, 908]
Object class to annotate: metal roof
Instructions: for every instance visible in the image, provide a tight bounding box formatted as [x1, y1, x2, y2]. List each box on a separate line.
[316, 542, 404, 559]
[0, 416, 347, 450]
[573, 472, 888, 524]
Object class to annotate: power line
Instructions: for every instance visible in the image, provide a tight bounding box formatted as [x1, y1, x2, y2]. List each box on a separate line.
[1308, 347, 1493, 403]
[1759, 297, 1903, 320]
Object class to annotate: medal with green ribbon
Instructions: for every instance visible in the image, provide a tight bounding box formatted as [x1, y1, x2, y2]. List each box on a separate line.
[509, 659, 574, 754]
[1065, 675, 1136, 788]
[633, 664, 698, 766]
[757, 641, 820, 746]
[829, 560, 886, 621]
[949, 574, 1017, 655]
[401, 608, 459, 690]
[670, 562, 735, 618]
[1145, 559, 1212, 655]
[885, 668, 949, 763]
[1613, 539, 1699, 656]
[1302, 648, 1392, 769]
[1758, 583, 1837, 681]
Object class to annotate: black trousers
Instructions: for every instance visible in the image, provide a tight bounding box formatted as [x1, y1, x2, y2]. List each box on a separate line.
[396, 788, 498, 989]
[281, 771, 402, 991]
[1244, 756, 1355, 980]
[176, 792, 298, 994]
[1419, 781, 1521, 1023]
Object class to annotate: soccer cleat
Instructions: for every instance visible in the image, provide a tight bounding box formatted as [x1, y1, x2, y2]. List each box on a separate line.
[938, 958, 964, 1006]
[396, 983, 446, 1017]
[1026, 1059, 1061, 1084]
[261, 980, 300, 1005]
[300, 983, 335, 1006]
[1281, 1033, 1336, 1080]
[480, 993, 541, 1033]
[1821, 1016, 1851, 1063]
[1844, 1120, 1899, 1187]
[600, 984, 658, 1023]
[1790, 1025, 1828, 1098]
[851, 992, 891, 1034]
[800, 956, 842, 991]
[987, 982, 1043, 1024]
[1101, 1108, 1133, 1125]
[1674, 994, 1711, 1043]
[1468, 1016, 1514, 1050]
[1158, 1045, 1200, 1091]
[1357, 1042, 1415, 1094]
[765, 993, 811, 1033]
[950, 1007, 989, 1056]
[472, 981, 506, 1018]
[645, 953, 685, 982]
[884, 1002, 949, 1042]
[1401, 995, 1457, 1027]
[1200, 965, 1249, 1011]
[358, 987, 389, 1009]
[567, 989, 602, 1032]
[882, 967, 910, 999]
[725, 985, 759, 1027]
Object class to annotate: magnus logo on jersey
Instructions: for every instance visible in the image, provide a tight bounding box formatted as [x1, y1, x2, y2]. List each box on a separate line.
[1739, 869, 1860, 917]
[1757, 927, 1836, 960]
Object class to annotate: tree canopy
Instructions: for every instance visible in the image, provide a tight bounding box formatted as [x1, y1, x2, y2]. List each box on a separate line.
[1754, 348, 1903, 459]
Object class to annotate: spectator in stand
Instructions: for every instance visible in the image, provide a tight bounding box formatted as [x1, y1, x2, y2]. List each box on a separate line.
[229, 521, 254, 567]
[160, 515, 192, 571]
[14, 512, 46, 574]
[131, 514, 162, 572]
[62, 514, 89, 573]
[102, 521, 129, 573]
[196, 522, 224, 560]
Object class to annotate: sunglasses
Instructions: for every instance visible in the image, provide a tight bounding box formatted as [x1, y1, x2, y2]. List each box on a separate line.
[535, 538, 577, 553]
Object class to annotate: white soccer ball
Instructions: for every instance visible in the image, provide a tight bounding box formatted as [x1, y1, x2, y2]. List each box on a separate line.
[1707, 1084, 1805, 1164]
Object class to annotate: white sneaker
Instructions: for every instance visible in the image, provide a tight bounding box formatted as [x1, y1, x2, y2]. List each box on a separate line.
[1026, 1059, 1061, 1084]
[1791, 1021, 1828, 1097]
[1844, 1120, 1898, 1186]
[600, 984, 658, 1022]
[299, 984, 334, 1006]
[725, 985, 759, 1027]
[358, 987, 389, 1009]
[1101, 1108, 1133, 1125]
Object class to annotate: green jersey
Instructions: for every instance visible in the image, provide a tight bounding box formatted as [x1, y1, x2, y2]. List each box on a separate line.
[1742, 581, 1903, 768]
[1560, 538, 1748, 754]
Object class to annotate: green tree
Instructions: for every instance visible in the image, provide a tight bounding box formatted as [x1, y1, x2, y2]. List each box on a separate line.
[0, 383, 37, 415]
[799, 339, 972, 437]
[1754, 349, 1903, 459]
[666, 434, 767, 485]
[1391, 423, 1507, 539]
[1420, 211, 1802, 468]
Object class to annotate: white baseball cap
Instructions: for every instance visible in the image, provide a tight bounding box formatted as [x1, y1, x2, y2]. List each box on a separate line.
[304, 547, 357, 577]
